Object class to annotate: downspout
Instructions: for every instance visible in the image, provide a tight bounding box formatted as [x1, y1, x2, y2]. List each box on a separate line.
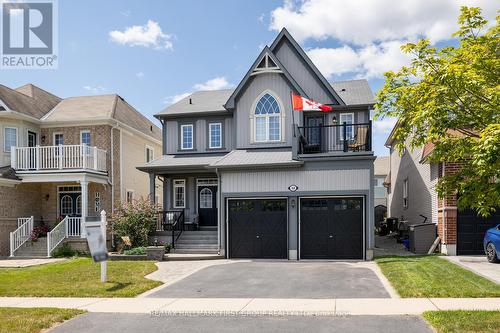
[216, 167, 221, 255]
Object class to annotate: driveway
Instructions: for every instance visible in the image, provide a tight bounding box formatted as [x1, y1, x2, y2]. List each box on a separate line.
[49, 313, 433, 333]
[443, 256, 500, 284]
[146, 261, 391, 299]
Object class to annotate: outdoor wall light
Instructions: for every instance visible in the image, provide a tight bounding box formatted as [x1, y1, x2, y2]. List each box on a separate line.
[290, 198, 296, 208]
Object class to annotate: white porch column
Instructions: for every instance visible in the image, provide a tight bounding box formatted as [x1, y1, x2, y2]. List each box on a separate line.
[81, 180, 89, 238]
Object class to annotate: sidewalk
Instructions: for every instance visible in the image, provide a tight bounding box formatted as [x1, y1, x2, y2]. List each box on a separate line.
[1, 297, 499, 315]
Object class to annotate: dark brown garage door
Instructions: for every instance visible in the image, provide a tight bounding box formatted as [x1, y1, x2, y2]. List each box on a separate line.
[228, 199, 287, 259]
[457, 209, 500, 255]
[300, 197, 363, 259]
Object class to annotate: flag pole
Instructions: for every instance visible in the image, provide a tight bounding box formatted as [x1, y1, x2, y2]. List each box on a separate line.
[291, 91, 296, 137]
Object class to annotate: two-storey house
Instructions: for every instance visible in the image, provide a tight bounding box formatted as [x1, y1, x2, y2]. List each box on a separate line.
[0, 84, 162, 257]
[139, 29, 375, 260]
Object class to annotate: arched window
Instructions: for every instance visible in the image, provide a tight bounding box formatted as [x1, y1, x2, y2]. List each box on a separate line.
[254, 93, 281, 142]
[76, 195, 82, 215]
[61, 195, 73, 215]
[199, 188, 213, 209]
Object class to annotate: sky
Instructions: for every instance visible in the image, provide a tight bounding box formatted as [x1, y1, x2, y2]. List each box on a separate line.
[1, 0, 497, 156]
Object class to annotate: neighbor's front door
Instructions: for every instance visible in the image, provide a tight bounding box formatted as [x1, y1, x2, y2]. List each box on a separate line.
[198, 185, 217, 226]
[59, 192, 82, 218]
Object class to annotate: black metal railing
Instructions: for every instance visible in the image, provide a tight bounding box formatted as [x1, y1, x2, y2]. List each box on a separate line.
[297, 121, 371, 154]
[156, 210, 185, 248]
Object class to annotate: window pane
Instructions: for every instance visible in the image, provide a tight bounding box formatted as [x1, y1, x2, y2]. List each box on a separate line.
[81, 132, 90, 145]
[182, 125, 193, 149]
[209, 123, 221, 148]
[255, 117, 266, 141]
[200, 188, 212, 208]
[255, 93, 280, 115]
[4, 128, 17, 152]
[268, 116, 280, 141]
[55, 134, 64, 145]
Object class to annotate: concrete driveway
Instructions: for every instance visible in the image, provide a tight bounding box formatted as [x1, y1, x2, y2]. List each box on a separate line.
[49, 313, 433, 333]
[146, 261, 392, 299]
[443, 256, 500, 284]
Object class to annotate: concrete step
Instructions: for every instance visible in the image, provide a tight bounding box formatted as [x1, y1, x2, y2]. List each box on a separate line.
[181, 231, 218, 236]
[198, 226, 217, 231]
[164, 253, 224, 261]
[171, 248, 220, 254]
[174, 243, 219, 249]
[176, 238, 218, 243]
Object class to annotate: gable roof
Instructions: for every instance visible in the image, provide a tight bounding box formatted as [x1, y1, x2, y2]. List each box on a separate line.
[270, 28, 345, 106]
[156, 89, 234, 119]
[224, 46, 308, 110]
[374, 156, 390, 176]
[15, 84, 62, 114]
[0, 84, 60, 119]
[330, 79, 374, 106]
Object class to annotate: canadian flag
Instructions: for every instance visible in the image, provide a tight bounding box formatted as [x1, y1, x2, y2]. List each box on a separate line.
[291, 92, 332, 112]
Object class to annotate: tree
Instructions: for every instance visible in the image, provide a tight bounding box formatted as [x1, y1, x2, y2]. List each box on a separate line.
[376, 7, 499, 217]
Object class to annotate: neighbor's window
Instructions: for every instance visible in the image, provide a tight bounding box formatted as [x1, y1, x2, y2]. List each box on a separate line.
[209, 122, 222, 149]
[54, 133, 64, 145]
[339, 113, 354, 140]
[126, 190, 134, 204]
[173, 179, 186, 208]
[254, 93, 281, 142]
[145, 146, 154, 162]
[403, 178, 409, 208]
[80, 131, 91, 146]
[4, 127, 17, 152]
[181, 124, 193, 150]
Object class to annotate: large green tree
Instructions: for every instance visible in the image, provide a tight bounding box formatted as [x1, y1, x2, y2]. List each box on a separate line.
[376, 7, 499, 216]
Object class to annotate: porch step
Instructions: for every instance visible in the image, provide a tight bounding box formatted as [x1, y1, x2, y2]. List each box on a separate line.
[170, 248, 220, 254]
[171, 229, 218, 254]
[198, 226, 217, 231]
[13, 237, 48, 257]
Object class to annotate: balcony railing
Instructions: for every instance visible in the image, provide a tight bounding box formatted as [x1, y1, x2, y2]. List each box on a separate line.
[11, 145, 107, 173]
[297, 121, 372, 154]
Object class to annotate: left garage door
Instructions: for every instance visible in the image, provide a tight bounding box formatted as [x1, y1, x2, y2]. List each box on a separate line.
[228, 199, 287, 259]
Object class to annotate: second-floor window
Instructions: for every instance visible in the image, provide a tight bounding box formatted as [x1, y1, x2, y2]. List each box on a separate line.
[254, 93, 281, 142]
[181, 124, 193, 150]
[54, 133, 64, 146]
[209, 122, 222, 149]
[4, 127, 17, 152]
[146, 146, 154, 162]
[80, 131, 91, 146]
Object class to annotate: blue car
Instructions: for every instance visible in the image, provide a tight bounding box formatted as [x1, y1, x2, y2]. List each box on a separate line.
[484, 224, 500, 263]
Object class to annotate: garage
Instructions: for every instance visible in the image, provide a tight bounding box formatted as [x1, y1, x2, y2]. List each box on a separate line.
[300, 197, 363, 259]
[228, 198, 287, 259]
[457, 208, 500, 255]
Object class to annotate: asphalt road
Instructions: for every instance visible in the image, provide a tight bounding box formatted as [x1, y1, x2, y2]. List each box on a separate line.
[147, 261, 390, 298]
[50, 313, 433, 333]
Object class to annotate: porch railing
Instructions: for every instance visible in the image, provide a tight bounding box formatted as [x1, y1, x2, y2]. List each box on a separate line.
[10, 216, 34, 257]
[156, 210, 185, 248]
[46, 216, 82, 257]
[11, 145, 107, 172]
[297, 121, 372, 154]
[66, 217, 82, 237]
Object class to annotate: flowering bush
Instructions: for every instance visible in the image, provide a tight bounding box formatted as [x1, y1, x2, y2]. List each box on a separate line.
[30, 224, 50, 242]
[113, 197, 158, 247]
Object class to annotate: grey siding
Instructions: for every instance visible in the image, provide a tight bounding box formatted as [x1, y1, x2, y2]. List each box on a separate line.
[388, 142, 438, 225]
[274, 38, 335, 105]
[235, 73, 295, 149]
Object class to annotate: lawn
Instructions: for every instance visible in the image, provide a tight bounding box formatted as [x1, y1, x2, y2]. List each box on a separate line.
[423, 310, 500, 333]
[376, 255, 500, 298]
[0, 258, 162, 297]
[0, 307, 84, 333]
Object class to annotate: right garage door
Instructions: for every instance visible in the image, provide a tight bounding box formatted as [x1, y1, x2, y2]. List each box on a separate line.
[300, 197, 363, 259]
[457, 208, 500, 255]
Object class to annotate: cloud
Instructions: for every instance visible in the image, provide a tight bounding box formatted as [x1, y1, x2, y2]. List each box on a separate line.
[258, 13, 265, 23]
[109, 20, 173, 50]
[373, 117, 397, 135]
[164, 77, 233, 105]
[270, 0, 498, 45]
[135, 71, 144, 79]
[83, 85, 106, 94]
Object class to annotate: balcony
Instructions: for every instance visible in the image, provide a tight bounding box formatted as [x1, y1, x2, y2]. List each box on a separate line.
[11, 145, 107, 173]
[296, 122, 372, 155]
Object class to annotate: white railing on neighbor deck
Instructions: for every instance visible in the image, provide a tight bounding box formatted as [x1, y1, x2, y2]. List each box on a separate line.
[47, 217, 82, 257]
[11, 145, 107, 172]
[66, 217, 82, 237]
[10, 216, 34, 257]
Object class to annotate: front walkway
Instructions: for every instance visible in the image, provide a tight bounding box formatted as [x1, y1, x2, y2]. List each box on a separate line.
[1, 297, 499, 315]
[443, 256, 500, 284]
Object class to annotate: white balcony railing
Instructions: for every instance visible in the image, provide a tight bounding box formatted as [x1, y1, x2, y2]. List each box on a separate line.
[11, 145, 107, 173]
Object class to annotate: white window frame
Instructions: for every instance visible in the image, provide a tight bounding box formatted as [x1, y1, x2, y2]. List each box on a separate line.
[403, 178, 409, 208]
[145, 145, 154, 162]
[339, 113, 354, 141]
[3, 127, 18, 153]
[80, 130, 91, 145]
[209, 122, 222, 149]
[126, 190, 134, 204]
[180, 124, 194, 150]
[53, 132, 64, 146]
[173, 179, 186, 208]
[252, 91, 284, 143]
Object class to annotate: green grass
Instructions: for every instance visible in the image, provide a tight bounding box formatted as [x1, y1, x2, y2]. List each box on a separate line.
[423, 310, 500, 333]
[0, 258, 162, 297]
[0, 307, 85, 333]
[376, 255, 500, 298]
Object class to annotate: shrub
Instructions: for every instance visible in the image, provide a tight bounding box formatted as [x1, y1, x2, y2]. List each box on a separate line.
[30, 224, 50, 242]
[124, 247, 147, 255]
[51, 243, 78, 258]
[113, 197, 158, 247]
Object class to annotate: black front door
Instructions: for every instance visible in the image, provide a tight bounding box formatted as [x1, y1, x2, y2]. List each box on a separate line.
[59, 192, 82, 218]
[228, 199, 287, 259]
[457, 208, 500, 255]
[198, 185, 217, 226]
[305, 115, 324, 146]
[300, 197, 363, 259]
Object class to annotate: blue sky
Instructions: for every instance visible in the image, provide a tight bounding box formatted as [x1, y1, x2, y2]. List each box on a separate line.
[2, 0, 497, 156]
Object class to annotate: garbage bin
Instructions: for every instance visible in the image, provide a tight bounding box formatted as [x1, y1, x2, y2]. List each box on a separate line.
[409, 223, 437, 254]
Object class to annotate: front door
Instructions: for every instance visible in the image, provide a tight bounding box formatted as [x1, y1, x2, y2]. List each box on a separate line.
[198, 185, 217, 226]
[59, 192, 82, 218]
[305, 115, 324, 146]
[28, 131, 37, 147]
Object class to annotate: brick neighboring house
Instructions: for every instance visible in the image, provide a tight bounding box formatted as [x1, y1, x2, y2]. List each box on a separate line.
[0, 84, 162, 257]
[386, 130, 499, 256]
